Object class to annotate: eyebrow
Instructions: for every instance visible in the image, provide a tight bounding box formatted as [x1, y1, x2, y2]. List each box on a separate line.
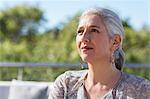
[89, 25, 100, 28]
[77, 25, 100, 30]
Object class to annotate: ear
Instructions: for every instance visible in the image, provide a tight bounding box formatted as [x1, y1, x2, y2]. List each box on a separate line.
[111, 34, 121, 51]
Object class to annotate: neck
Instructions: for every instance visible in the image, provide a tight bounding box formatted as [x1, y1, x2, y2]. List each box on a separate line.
[86, 61, 121, 87]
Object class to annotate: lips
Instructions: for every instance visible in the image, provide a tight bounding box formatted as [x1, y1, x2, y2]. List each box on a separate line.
[81, 46, 93, 52]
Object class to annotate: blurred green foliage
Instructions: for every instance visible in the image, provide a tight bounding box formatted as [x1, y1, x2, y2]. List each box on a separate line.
[0, 5, 150, 81]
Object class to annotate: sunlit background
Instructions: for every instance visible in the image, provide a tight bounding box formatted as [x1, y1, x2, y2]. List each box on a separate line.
[0, 0, 150, 81]
[1, 0, 150, 30]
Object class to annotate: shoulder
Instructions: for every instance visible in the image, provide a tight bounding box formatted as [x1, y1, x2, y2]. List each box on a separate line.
[123, 73, 150, 87]
[49, 70, 87, 98]
[64, 70, 87, 79]
[122, 73, 150, 97]
[123, 73, 146, 84]
[54, 70, 87, 86]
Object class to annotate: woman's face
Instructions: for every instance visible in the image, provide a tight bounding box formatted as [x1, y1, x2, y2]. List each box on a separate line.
[76, 14, 114, 63]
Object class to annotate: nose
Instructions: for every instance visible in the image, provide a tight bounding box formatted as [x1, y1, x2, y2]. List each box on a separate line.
[81, 31, 90, 43]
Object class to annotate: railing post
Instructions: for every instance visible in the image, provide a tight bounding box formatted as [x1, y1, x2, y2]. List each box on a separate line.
[17, 67, 23, 80]
[0, 68, 1, 80]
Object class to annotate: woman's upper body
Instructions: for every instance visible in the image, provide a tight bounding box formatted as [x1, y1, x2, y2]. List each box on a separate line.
[48, 70, 150, 99]
[75, 8, 124, 98]
[48, 7, 150, 99]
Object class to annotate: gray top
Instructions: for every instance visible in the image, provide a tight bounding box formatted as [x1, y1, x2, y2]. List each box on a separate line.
[48, 70, 150, 99]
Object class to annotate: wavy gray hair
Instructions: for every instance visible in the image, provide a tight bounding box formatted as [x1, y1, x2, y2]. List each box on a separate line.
[80, 7, 125, 70]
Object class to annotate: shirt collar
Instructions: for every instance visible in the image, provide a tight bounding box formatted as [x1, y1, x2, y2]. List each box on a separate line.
[71, 70, 88, 92]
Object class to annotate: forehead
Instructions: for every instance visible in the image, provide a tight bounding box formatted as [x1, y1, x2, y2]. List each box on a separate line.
[78, 14, 104, 28]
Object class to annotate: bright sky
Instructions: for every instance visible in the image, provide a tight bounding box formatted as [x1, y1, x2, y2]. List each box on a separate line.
[0, 0, 150, 30]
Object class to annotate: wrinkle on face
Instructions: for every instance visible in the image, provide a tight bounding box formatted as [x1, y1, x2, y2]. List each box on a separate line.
[76, 14, 113, 63]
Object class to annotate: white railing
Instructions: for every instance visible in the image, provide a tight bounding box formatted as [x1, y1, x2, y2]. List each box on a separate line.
[0, 62, 150, 68]
[0, 62, 150, 80]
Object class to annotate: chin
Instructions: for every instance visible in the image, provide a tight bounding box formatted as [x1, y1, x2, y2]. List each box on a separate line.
[82, 58, 87, 62]
[81, 56, 91, 62]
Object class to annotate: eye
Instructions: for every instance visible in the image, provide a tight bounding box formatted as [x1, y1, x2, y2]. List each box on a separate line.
[77, 29, 84, 35]
[91, 28, 99, 33]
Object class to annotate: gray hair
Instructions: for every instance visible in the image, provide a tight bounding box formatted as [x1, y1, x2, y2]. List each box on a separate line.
[80, 7, 125, 70]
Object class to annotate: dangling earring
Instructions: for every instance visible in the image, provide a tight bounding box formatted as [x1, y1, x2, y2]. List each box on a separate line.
[111, 53, 115, 65]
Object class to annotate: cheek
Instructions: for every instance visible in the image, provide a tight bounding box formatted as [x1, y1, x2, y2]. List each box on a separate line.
[95, 37, 111, 53]
[76, 37, 81, 50]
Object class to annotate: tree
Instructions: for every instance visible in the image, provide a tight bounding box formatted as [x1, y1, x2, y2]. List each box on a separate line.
[0, 5, 45, 43]
[123, 27, 150, 63]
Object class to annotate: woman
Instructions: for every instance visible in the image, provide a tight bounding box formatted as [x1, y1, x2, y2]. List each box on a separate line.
[48, 7, 150, 99]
